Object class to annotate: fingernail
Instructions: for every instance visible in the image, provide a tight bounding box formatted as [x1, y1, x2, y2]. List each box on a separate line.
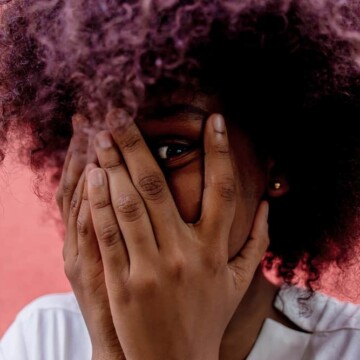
[89, 169, 104, 187]
[212, 114, 225, 134]
[97, 131, 113, 149]
[106, 109, 131, 129]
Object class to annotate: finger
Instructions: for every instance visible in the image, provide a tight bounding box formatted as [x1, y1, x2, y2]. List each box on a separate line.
[62, 166, 86, 261]
[228, 201, 269, 288]
[93, 131, 159, 264]
[61, 115, 90, 224]
[76, 164, 102, 262]
[56, 115, 79, 214]
[106, 109, 184, 249]
[87, 167, 130, 280]
[196, 114, 236, 252]
[87, 131, 99, 165]
[56, 151, 72, 215]
[57, 114, 88, 217]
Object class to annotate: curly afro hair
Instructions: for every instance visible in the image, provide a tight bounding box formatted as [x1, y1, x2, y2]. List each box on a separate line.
[0, 0, 360, 289]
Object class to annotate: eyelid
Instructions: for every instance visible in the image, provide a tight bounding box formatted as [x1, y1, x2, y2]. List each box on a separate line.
[152, 138, 201, 169]
[155, 139, 192, 155]
[157, 142, 191, 160]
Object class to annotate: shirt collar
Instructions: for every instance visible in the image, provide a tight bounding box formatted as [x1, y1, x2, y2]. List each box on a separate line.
[246, 285, 360, 359]
[274, 285, 360, 332]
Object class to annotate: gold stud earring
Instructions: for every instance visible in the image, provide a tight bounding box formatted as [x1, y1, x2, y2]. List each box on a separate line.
[273, 182, 281, 190]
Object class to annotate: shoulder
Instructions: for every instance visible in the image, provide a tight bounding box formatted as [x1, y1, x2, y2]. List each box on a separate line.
[276, 286, 360, 359]
[275, 286, 360, 332]
[13, 292, 82, 321]
[0, 292, 91, 360]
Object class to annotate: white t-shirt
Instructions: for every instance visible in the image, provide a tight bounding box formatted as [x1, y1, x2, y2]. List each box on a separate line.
[1, 286, 360, 360]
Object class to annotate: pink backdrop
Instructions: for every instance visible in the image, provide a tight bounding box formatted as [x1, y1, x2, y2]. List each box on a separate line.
[0, 153, 70, 338]
[1, 153, 359, 338]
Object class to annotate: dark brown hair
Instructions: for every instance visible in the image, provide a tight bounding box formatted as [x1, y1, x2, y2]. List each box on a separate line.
[1, 0, 359, 288]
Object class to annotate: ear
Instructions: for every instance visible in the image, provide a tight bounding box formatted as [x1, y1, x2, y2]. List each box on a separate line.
[266, 159, 289, 198]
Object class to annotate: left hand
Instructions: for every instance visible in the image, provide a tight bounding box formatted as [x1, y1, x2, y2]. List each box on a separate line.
[87, 109, 269, 360]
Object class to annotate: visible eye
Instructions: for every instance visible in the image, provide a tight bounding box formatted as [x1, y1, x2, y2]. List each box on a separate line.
[157, 143, 191, 160]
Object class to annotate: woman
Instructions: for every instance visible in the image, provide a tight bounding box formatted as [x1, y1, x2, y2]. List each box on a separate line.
[1, 0, 360, 359]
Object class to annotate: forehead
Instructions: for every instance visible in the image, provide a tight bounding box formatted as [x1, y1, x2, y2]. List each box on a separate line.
[135, 86, 225, 144]
[138, 86, 223, 121]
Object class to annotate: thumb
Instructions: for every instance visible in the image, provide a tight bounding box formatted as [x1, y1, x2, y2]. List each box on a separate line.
[228, 200, 269, 289]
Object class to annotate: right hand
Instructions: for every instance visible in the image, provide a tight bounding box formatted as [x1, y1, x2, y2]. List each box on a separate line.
[56, 114, 125, 360]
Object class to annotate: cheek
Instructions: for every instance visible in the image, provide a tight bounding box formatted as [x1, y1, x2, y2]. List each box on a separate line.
[164, 141, 265, 260]
[228, 197, 258, 259]
[166, 160, 204, 223]
[168, 160, 257, 259]
[227, 161, 268, 259]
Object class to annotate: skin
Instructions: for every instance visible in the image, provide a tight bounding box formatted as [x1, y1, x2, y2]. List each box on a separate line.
[57, 89, 298, 360]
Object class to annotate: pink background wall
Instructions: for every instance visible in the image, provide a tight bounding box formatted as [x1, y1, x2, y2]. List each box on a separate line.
[0, 153, 70, 338]
[0, 152, 359, 338]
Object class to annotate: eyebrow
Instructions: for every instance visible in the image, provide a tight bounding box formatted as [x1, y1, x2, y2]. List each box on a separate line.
[142, 103, 210, 122]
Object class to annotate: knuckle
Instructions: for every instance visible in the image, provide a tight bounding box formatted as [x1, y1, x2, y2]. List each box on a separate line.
[213, 143, 230, 158]
[62, 180, 75, 198]
[137, 172, 166, 201]
[77, 216, 90, 237]
[121, 131, 142, 153]
[131, 274, 158, 296]
[216, 178, 236, 202]
[69, 195, 80, 217]
[98, 223, 119, 247]
[167, 256, 186, 281]
[113, 193, 144, 222]
[103, 162, 122, 173]
[72, 147, 87, 159]
[92, 197, 111, 210]
[100, 153, 123, 172]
